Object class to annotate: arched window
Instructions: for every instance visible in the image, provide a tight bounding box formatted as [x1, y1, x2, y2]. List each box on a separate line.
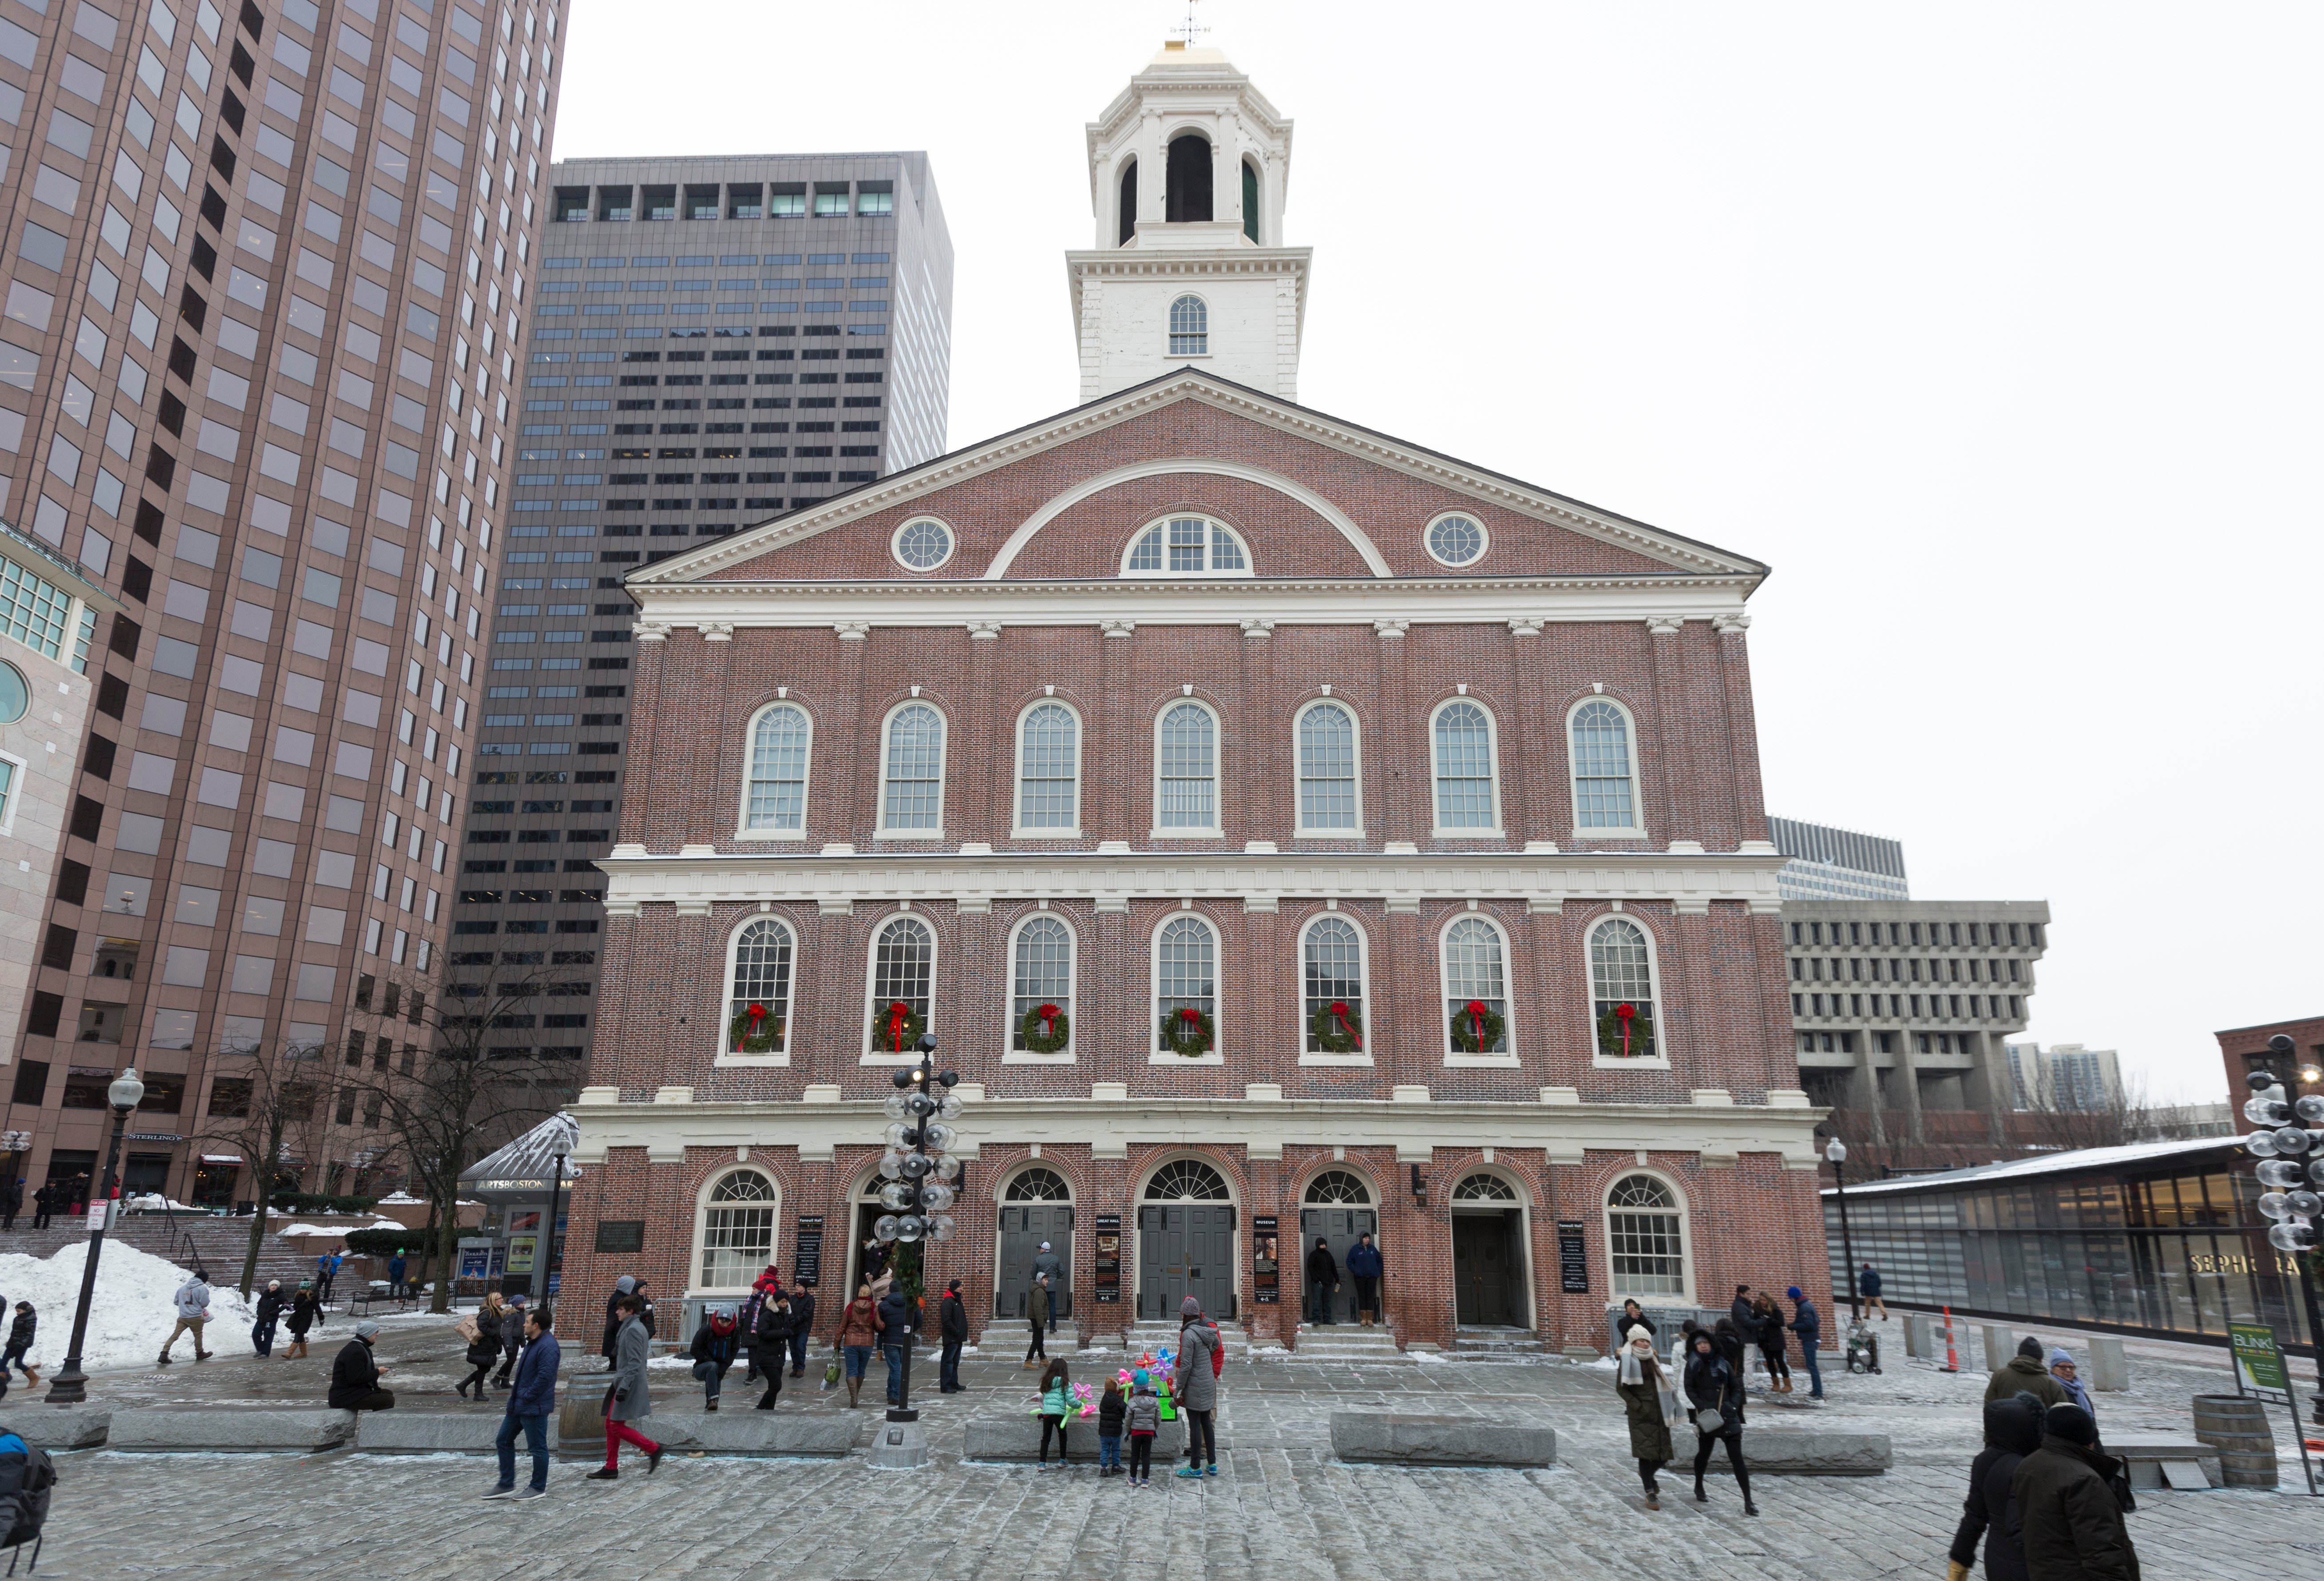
[1240, 159, 1259, 243]
[1588, 917, 1659, 1059]
[1296, 701, 1359, 834]
[1005, 1165, 1072, 1201]
[1154, 700, 1218, 833]
[1145, 1158, 1231, 1200]
[879, 701, 945, 832]
[1014, 701, 1079, 832]
[867, 915, 934, 1055]
[726, 917, 793, 1057]
[1453, 1172, 1518, 1202]
[1301, 915, 1366, 1057]
[697, 1169, 776, 1290]
[1606, 1174, 1687, 1296]
[1303, 1168, 1371, 1204]
[742, 702, 811, 834]
[1117, 158, 1138, 246]
[1165, 132, 1212, 222]
[1124, 513, 1249, 576]
[1154, 915, 1217, 1058]
[1430, 700, 1498, 831]
[1441, 915, 1508, 1056]
[1569, 697, 1639, 832]
[1168, 293, 1208, 356]
[1009, 915, 1073, 1057]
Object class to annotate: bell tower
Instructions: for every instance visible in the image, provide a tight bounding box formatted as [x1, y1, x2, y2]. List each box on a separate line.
[1067, 41, 1311, 403]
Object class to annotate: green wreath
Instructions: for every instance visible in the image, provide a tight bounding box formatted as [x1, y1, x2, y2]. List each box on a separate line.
[1018, 1002, 1070, 1054]
[1449, 1000, 1507, 1055]
[1159, 1006, 1215, 1058]
[1308, 1000, 1365, 1054]
[871, 1000, 926, 1055]
[1596, 1003, 1655, 1058]
[728, 1002, 784, 1053]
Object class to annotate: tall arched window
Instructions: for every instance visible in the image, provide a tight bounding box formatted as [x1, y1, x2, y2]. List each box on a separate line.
[1240, 159, 1259, 243]
[1588, 916, 1659, 1058]
[1015, 701, 1079, 832]
[1296, 701, 1359, 834]
[1154, 915, 1217, 1058]
[1154, 701, 1218, 834]
[1569, 697, 1639, 832]
[1301, 915, 1366, 1057]
[742, 702, 811, 834]
[1606, 1173, 1687, 1296]
[697, 1169, 777, 1290]
[1165, 132, 1212, 222]
[879, 702, 945, 832]
[868, 915, 934, 1055]
[1430, 700, 1498, 831]
[1010, 915, 1074, 1057]
[1441, 915, 1508, 1056]
[726, 917, 794, 1057]
[1117, 158, 1138, 246]
[1168, 293, 1208, 356]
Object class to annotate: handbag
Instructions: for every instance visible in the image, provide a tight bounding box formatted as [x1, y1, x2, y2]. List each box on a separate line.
[822, 1344, 842, 1389]
[452, 1315, 480, 1344]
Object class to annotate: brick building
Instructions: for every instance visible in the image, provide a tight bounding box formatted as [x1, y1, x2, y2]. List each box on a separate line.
[2217, 1014, 2324, 1104]
[559, 42, 1831, 1355]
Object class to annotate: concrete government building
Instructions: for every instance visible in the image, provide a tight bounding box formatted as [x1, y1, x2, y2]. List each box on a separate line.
[560, 42, 1832, 1355]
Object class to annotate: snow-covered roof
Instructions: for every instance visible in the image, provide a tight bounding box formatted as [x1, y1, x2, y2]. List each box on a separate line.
[1821, 1134, 2247, 1198]
[459, 1113, 581, 1190]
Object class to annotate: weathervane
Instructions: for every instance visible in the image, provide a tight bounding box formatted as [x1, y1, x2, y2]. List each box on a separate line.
[1176, 0, 1208, 47]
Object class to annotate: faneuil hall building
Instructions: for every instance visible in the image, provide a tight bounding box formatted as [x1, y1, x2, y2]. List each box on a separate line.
[558, 42, 1831, 1355]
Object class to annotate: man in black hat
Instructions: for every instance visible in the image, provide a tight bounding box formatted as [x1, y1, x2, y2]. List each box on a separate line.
[938, 1279, 969, 1392]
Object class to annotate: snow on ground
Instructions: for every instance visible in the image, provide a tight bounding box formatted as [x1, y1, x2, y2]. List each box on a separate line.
[0, 1240, 258, 1372]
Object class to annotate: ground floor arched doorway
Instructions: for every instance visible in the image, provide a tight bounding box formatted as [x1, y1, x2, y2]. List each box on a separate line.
[1136, 1157, 1236, 1320]
[1297, 1168, 1378, 1324]
[1450, 1171, 1528, 1328]
[994, 1164, 1073, 1320]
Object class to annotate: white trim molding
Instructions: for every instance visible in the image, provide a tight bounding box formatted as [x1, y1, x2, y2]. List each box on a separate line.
[999, 460, 1384, 580]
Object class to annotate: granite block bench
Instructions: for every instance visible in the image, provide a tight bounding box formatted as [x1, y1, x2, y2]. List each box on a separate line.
[1702, 1429, 1889, 1475]
[1330, 1413, 1557, 1468]
[962, 1414, 1199, 1462]
[108, 1407, 357, 1453]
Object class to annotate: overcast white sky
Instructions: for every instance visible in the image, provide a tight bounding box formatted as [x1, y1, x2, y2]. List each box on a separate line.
[556, 1, 2323, 1103]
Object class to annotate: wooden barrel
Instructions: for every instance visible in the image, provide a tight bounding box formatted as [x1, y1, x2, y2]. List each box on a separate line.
[2191, 1393, 2278, 1488]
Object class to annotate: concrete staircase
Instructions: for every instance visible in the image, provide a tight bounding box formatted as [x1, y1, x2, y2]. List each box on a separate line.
[1453, 1325, 1550, 1357]
[0, 1215, 318, 1289]
[1289, 1321, 1411, 1362]
[1113, 1319, 1252, 1360]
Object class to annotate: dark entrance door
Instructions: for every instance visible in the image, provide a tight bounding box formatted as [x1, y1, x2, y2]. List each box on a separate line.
[1138, 1204, 1235, 1320]
[1297, 1206, 1376, 1323]
[1453, 1212, 1520, 1326]
[996, 1203, 1073, 1319]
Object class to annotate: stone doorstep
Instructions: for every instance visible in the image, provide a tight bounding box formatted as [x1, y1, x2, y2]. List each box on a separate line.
[1699, 1430, 1891, 1475]
[1329, 1412, 1557, 1468]
[107, 1407, 357, 1454]
[962, 1413, 1204, 1462]
[11, 1408, 110, 1451]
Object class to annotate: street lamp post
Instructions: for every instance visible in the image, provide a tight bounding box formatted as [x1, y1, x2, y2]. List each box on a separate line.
[2247, 1034, 2324, 1427]
[867, 1034, 966, 1470]
[1826, 1136, 1860, 1323]
[46, 1066, 145, 1404]
[538, 1150, 566, 1308]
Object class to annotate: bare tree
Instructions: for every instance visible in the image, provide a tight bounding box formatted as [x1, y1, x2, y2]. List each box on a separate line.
[2011, 1070, 2156, 1153]
[192, 1030, 345, 1298]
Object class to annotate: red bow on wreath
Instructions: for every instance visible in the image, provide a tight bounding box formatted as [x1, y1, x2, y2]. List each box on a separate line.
[1615, 1002, 1636, 1056]
[1328, 1000, 1363, 1049]
[1036, 1003, 1060, 1038]
[1465, 999, 1487, 1048]
[736, 1002, 767, 1053]
[1178, 1007, 1201, 1026]
[886, 1000, 911, 1053]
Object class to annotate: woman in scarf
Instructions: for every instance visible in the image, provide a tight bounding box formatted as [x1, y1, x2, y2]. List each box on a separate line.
[1615, 1322, 1685, 1509]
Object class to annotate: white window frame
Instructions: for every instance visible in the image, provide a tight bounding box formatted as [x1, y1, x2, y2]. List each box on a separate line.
[1119, 513, 1255, 579]
[1166, 292, 1208, 358]
[1427, 696, 1503, 837]
[1149, 697, 1222, 838]
[861, 911, 938, 1064]
[1148, 911, 1223, 1065]
[1421, 510, 1490, 568]
[735, 699, 813, 841]
[715, 912, 797, 1066]
[1002, 910, 1078, 1065]
[1296, 911, 1373, 1067]
[889, 515, 956, 574]
[1438, 911, 1517, 1066]
[1602, 1168, 1693, 1304]
[1292, 697, 1364, 839]
[1585, 912, 1669, 1069]
[1565, 694, 1646, 839]
[0, 746, 24, 837]
[692, 1165, 781, 1295]
[1010, 697, 1083, 838]
[874, 697, 948, 840]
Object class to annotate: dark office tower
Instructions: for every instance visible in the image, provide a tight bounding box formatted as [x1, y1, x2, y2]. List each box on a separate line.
[447, 153, 951, 1066]
[0, 0, 567, 1205]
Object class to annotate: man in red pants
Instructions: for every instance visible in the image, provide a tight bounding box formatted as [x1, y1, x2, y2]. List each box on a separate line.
[589, 1294, 662, 1480]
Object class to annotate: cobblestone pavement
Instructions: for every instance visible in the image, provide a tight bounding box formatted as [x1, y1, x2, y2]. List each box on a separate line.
[16, 1314, 2322, 1578]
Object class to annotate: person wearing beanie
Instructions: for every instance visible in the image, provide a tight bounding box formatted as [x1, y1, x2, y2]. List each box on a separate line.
[1984, 1334, 2070, 1408]
[600, 1274, 637, 1371]
[2011, 1403, 2139, 1580]
[1031, 1241, 1065, 1333]
[1172, 1296, 1222, 1478]
[1784, 1286, 1823, 1400]
[1948, 1391, 2044, 1581]
[938, 1278, 970, 1394]
[327, 1319, 394, 1411]
[1124, 1368, 1162, 1486]
[1615, 1323, 1682, 1508]
[2047, 1347, 2096, 1419]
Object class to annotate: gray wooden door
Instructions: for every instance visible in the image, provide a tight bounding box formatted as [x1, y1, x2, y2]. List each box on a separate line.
[1453, 1212, 1519, 1326]
[1139, 1204, 1236, 1320]
[996, 1204, 1072, 1319]
[1297, 1207, 1377, 1322]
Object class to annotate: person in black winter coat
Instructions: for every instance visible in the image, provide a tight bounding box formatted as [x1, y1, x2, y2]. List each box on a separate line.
[250, 1282, 285, 1358]
[2010, 1404, 2140, 1581]
[492, 1298, 526, 1388]
[0, 1303, 35, 1387]
[458, 1297, 505, 1400]
[1683, 1330, 1757, 1515]
[1948, 1392, 2044, 1581]
[328, 1321, 393, 1411]
[875, 1286, 918, 1406]
[0, 1177, 20, 1231]
[1728, 1286, 1762, 1353]
[752, 1293, 797, 1410]
[1304, 1237, 1341, 1325]
[689, 1306, 743, 1409]
[938, 1279, 969, 1393]
[601, 1275, 637, 1369]
[1711, 1315, 1751, 1386]
[788, 1282, 816, 1378]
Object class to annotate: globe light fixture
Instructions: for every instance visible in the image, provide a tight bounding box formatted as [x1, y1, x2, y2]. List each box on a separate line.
[47, 1067, 144, 1403]
[865, 1031, 969, 1470]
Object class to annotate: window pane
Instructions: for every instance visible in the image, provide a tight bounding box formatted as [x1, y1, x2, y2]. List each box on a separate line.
[1208, 523, 1244, 570]
[728, 919, 792, 1052]
[1608, 1173, 1684, 1293]
[1155, 917, 1215, 1050]
[1442, 916, 1507, 1052]
[1299, 703, 1357, 829]
[1302, 917, 1363, 1052]
[745, 703, 808, 830]
[1011, 917, 1072, 1050]
[1156, 702, 1215, 828]
[1128, 525, 1163, 571]
[1571, 699, 1635, 828]
[1017, 703, 1078, 828]
[1168, 515, 1204, 573]
[1433, 701, 1494, 827]
[871, 918, 932, 1047]
[701, 1171, 775, 1288]
[1591, 919, 1657, 1056]
[881, 704, 943, 828]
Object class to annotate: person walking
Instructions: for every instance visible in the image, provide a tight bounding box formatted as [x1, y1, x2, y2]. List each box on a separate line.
[938, 1278, 968, 1393]
[1036, 1357, 1073, 1468]
[1947, 1392, 2043, 1581]
[1985, 1335, 2070, 1408]
[158, 1268, 213, 1364]
[284, 1281, 320, 1359]
[251, 1281, 285, 1358]
[1615, 1321, 1682, 1509]
[1726, 1285, 1763, 1384]
[317, 1247, 343, 1306]
[740, 1265, 780, 1384]
[687, 1304, 742, 1411]
[1, 1302, 36, 1388]
[1619, 1299, 1657, 1340]
[492, 1296, 526, 1390]
[483, 1305, 560, 1501]
[29, 1184, 50, 1232]
[0, 1177, 20, 1232]
[1858, 1262, 1887, 1320]
[2047, 1347, 2096, 1421]
[1032, 1241, 1065, 1333]
[836, 1282, 880, 1408]
[752, 1288, 797, 1410]
[2010, 1404, 2138, 1581]
[1023, 1273, 1050, 1367]
[632, 1279, 658, 1338]
[1304, 1236, 1340, 1326]
[386, 1248, 408, 1300]
[590, 1294, 662, 1480]
[1683, 1328, 1757, 1515]
[1172, 1297, 1223, 1479]
[1345, 1231, 1383, 1327]
[1751, 1292, 1792, 1395]
[876, 1281, 917, 1406]
[600, 1275, 637, 1371]
[327, 1320, 395, 1411]
[1097, 1375, 1127, 1477]
[1784, 1286, 1824, 1400]
[459, 1294, 506, 1400]
[1124, 1369, 1161, 1487]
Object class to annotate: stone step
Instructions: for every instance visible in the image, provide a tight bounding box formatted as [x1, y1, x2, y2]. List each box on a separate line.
[1453, 1326, 1548, 1355]
[1290, 1323, 1410, 1361]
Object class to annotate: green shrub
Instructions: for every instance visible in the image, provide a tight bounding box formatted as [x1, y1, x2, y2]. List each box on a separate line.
[342, 1227, 429, 1257]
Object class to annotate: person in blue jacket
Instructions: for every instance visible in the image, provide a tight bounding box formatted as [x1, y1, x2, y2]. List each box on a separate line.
[1345, 1232, 1384, 1327]
[1786, 1285, 1823, 1399]
[483, 1306, 560, 1500]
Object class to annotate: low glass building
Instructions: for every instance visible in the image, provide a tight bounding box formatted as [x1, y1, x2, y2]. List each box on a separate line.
[1823, 1136, 2316, 1352]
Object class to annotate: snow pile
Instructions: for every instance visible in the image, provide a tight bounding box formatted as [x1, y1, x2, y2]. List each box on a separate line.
[0, 1240, 259, 1373]
[376, 1192, 423, 1204]
[274, 1220, 409, 1237]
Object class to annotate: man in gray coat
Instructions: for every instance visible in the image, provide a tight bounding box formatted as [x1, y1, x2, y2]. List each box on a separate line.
[1031, 1242, 1065, 1332]
[587, 1294, 661, 1480]
[1172, 1296, 1223, 1479]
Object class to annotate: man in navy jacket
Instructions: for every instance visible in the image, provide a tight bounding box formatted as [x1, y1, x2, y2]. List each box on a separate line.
[1345, 1232, 1385, 1327]
[485, 1307, 561, 1499]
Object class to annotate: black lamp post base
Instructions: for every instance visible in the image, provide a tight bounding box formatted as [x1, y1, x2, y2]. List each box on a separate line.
[41, 1370, 87, 1406]
[867, 1412, 931, 1470]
